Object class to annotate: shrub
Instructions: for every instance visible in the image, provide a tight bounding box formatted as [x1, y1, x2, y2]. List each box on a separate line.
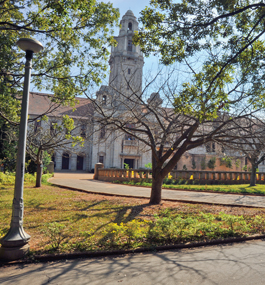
[42, 222, 68, 250]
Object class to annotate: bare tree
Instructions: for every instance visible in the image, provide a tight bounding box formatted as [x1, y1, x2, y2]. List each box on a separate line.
[27, 117, 85, 187]
[26, 93, 93, 187]
[222, 117, 265, 186]
[86, 59, 265, 204]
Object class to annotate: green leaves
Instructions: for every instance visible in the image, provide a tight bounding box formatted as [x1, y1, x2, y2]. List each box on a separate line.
[136, 1, 265, 122]
[0, 0, 119, 124]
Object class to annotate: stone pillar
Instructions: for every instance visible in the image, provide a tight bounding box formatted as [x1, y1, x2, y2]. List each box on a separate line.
[56, 151, 62, 170]
[47, 161, 54, 173]
[70, 153, 77, 171]
[94, 163, 104, 180]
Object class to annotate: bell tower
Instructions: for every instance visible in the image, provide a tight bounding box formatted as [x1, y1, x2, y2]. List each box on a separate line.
[109, 10, 144, 97]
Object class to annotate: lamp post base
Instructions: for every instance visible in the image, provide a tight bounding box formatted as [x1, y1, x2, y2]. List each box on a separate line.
[0, 243, 30, 261]
[0, 225, 31, 261]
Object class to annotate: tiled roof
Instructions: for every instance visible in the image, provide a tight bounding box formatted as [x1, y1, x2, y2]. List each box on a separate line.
[28, 92, 93, 119]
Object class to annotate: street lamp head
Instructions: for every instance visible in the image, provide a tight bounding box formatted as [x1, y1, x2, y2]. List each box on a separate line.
[16, 38, 43, 53]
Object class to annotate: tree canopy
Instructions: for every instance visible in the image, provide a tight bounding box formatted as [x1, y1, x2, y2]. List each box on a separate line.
[0, 0, 119, 123]
[134, 0, 265, 117]
[135, 0, 265, 64]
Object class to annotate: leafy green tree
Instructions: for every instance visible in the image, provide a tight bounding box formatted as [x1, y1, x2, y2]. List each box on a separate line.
[0, 0, 119, 124]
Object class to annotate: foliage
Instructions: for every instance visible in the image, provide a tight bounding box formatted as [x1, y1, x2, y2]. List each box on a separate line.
[124, 163, 130, 170]
[207, 157, 216, 170]
[221, 156, 233, 169]
[0, 171, 52, 185]
[144, 163, 152, 169]
[235, 159, 241, 169]
[0, 0, 119, 124]
[42, 151, 51, 172]
[182, 165, 187, 171]
[42, 222, 68, 250]
[243, 165, 248, 172]
[0, 118, 18, 172]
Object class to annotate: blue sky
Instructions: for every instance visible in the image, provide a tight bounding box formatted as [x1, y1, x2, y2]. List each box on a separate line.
[102, 0, 151, 20]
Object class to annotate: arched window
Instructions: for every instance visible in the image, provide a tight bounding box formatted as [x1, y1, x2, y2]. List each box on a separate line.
[128, 68, 131, 74]
[102, 95, 106, 105]
[128, 22, 132, 30]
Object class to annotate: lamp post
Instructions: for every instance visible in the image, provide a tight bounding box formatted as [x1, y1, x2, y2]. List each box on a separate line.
[0, 38, 43, 260]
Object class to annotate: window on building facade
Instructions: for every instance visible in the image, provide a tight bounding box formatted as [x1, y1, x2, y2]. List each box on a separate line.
[125, 123, 135, 140]
[125, 134, 135, 140]
[128, 68, 131, 74]
[102, 95, 107, 105]
[127, 40, 133, 52]
[80, 124, 86, 138]
[206, 142, 215, 153]
[50, 122, 55, 136]
[99, 156, 104, 164]
[128, 22, 132, 31]
[34, 120, 41, 133]
[99, 125, 106, 139]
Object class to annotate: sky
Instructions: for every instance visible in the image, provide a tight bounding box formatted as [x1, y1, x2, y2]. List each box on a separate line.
[102, 0, 151, 21]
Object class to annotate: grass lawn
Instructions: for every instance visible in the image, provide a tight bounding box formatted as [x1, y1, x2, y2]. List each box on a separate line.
[1, 174, 265, 257]
[113, 180, 265, 195]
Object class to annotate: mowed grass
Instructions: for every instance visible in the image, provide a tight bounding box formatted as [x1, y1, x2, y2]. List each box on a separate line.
[2, 176, 265, 257]
[114, 180, 265, 195]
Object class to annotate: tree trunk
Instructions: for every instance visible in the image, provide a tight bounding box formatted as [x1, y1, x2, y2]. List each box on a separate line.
[36, 163, 43, 187]
[250, 164, 257, 187]
[149, 173, 164, 205]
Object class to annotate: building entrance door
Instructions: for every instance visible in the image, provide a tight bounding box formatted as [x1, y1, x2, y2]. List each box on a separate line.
[62, 153, 69, 169]
[77, 155, 84, 170]
[124, 159, 134, 169]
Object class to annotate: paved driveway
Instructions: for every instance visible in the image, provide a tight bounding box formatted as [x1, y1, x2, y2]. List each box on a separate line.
[50, 172, 265, 208]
